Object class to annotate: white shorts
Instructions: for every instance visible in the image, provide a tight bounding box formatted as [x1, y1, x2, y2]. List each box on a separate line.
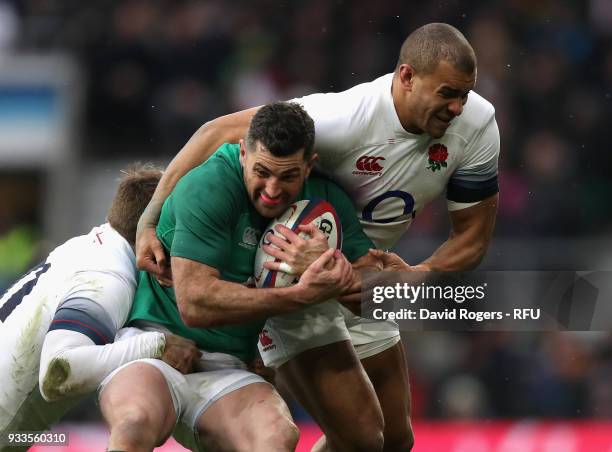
[259, 300, 400, 368]
[99, 327, 267, 449]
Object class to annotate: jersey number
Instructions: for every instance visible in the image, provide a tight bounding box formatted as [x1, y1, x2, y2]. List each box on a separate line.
[0, 261, 51, 321]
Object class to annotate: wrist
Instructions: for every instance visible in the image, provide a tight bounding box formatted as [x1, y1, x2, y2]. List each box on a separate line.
[141, 199, 164, 226]
[286, 283, 315, 307]
[413, 263, 433, 272]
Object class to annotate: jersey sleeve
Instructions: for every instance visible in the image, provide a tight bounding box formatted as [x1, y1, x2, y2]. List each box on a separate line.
[446, 115, 500, 210]
[169, 163, 239, 270]
[58, 270, 134, 331]
[292, 91, 365, 167]
[48, 266, 135, 345]
[325, 182, 375, 262]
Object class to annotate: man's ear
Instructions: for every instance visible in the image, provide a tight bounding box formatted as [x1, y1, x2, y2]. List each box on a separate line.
[239, 139, 246, 166]
[304, 153, 318, 178]
[398, 64, 415, 92]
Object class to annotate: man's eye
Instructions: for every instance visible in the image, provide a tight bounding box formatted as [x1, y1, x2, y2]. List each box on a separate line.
[256, 170, 269, 178]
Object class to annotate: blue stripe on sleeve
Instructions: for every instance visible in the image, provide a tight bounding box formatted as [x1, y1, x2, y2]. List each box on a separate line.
[48, 304, 114, 345]
[446, 175, 499, 203]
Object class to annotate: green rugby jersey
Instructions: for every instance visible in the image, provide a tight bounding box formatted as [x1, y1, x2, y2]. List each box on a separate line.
[129, 143, 374, 362]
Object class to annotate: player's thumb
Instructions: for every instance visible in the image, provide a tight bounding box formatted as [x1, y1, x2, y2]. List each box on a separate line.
[369, 248, 388, 261]
[310, 247, 335, 270]
[370, 248, 399, 269]
[152, 241, 167, 268]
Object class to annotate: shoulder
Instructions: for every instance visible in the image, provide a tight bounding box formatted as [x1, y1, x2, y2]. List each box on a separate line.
[451, 91, 496, 137]
[170, 145, 246, 228]
[89, 224, 136, 270]
[48, 224, 136, 277]
[181, 144, 240, 184]
[295, 74, 388, 114]
[174, 143, 243, 200]
[292, 74, 392, 147]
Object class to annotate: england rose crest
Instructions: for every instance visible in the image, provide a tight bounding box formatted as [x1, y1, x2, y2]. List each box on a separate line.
[427, 143, 448, 172]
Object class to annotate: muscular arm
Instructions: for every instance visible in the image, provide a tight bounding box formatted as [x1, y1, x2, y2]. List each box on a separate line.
[420, 193, 498, 271]
[39, 315, 200, 402]
[173, 248, 353, 328]
[39, 328, 165, 401]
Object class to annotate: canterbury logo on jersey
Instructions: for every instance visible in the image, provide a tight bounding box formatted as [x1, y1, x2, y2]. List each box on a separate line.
[239, 227, 261, 249]
[352, 156, 385, 176]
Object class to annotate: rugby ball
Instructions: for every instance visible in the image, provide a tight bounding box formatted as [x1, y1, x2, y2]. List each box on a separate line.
[254, 198, 342, 288]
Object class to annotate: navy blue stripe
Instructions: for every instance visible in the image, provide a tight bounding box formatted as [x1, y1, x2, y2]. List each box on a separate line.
[0, 261, 51, 322]
[48, 307, 113, 345]
[446, 175, 499, 203]
[49, 320, 107, 345]
[292, 197, 323, 230]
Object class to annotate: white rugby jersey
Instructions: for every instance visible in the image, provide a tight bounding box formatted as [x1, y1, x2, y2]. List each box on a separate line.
[294, 73, 499, 250]
[0, 223, 135, 430]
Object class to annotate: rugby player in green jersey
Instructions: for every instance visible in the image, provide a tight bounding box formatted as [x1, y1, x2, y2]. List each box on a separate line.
[99, 102, 382, 452]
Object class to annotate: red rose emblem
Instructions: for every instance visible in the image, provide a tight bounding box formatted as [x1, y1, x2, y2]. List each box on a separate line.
[427, 144, 449, 172]
[259, 329, 274, 347]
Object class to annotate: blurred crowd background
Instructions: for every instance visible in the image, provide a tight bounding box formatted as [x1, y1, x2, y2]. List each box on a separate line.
[1, 0, 611, 426]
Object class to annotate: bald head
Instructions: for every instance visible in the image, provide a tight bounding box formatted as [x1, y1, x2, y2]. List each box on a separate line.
[396, 23, 476, 76]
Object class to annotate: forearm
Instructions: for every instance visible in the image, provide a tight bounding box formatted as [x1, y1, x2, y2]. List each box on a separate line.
[177, 279, 308, 328]
[421, 194, 498, 272]
[39, 329, 164, 401]
[420, 233, 488, 271]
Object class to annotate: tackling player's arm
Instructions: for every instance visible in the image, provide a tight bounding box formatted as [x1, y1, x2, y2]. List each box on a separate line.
[369, 194, 498, 272]
[38, 274, 201, 402]
[419, 113, 500, 271]
[39, 327, 201, 402]
[172, 248, 353, 328]
[136, 107, 260, 277]
[420, 193, 498, 271]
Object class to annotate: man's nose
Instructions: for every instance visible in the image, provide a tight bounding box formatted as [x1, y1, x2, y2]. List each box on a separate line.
[448, 98, 464, 116]
[265, 178, 282, 198]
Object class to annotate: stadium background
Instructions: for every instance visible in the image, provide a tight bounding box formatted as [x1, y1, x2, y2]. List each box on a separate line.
[0, 0, 611, 450]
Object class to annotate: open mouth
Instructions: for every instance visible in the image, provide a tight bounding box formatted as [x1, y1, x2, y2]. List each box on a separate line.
[260, 192, 282, 206]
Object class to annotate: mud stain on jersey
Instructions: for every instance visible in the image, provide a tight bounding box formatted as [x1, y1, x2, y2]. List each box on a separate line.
[40, 357, 85, 401]
[59, 274, 106, 305]
[155, 335, 165, 359]
[11, 298, 45, 389]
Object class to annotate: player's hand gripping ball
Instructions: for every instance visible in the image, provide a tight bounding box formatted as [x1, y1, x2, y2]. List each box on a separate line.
[254, 199, 342, 288]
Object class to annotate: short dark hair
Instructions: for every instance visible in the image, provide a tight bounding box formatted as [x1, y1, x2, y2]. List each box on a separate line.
[107, 163, 163, 246]
[396, 23, 476, 75]
[246, 102, 315, 160]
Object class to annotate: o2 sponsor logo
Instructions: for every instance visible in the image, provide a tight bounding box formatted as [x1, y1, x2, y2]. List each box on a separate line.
[362, 190, 415, 224]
